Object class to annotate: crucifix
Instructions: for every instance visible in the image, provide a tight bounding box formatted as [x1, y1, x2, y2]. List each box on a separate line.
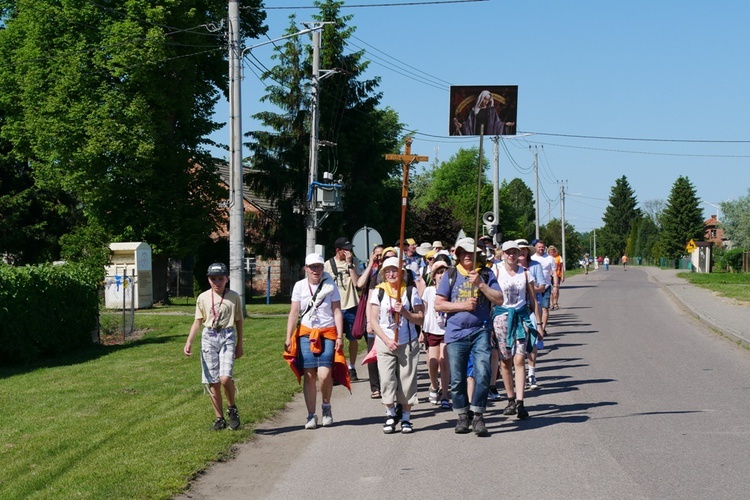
[384, 137, 428, 328]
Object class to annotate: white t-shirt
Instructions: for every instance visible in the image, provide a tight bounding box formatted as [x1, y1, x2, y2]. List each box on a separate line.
[291, 274, 340, 329]
[531, 252, 556, 286]
[369, 286, 423, 344]
[495, 265, 533, 310]
[421, 286, 445, 336]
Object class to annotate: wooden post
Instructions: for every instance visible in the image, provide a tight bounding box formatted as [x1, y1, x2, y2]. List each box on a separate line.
[384, 137, 428, 336]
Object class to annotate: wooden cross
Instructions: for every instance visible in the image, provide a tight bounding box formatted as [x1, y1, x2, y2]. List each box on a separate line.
[384, 137, 428, 331]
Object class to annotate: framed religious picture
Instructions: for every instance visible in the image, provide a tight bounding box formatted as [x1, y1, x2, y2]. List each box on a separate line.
[449, 85, 518, 136]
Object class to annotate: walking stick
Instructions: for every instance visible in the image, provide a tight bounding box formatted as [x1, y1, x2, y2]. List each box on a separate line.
[472, 124, 486, 296]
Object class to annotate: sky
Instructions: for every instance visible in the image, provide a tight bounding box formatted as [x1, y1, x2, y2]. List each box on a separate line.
[209, 0, 750, 236]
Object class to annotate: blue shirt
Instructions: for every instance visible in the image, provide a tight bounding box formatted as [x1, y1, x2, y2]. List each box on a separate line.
[436, 267, 501, 343]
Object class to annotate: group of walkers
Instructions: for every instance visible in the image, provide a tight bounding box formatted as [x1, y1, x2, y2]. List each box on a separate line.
[279, 234, 563, 436]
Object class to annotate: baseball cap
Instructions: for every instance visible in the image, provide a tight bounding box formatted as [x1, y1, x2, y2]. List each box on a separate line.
[455, 237, 477, 253]
[305, 253, 324, 266]
[206, 262, 229, 276]
[333, 236, 353, 251]
[501, 240, 520, 252]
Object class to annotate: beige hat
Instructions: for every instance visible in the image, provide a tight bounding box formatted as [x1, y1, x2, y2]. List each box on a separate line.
[432, 240, 444, 249]
[416, 242, 433, 256]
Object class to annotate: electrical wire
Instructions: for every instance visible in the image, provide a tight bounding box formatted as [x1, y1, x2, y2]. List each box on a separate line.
[249, 0, 488, 10]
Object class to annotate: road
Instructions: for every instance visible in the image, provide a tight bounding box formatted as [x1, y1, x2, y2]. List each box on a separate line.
[178, 266, 750, 499]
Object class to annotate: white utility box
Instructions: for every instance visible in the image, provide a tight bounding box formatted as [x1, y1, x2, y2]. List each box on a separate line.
[104, 242, 153, 309]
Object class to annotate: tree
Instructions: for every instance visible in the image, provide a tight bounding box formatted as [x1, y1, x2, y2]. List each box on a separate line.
[660, 176, 703, 259]
[642, 198, 665, 228]
[599, 175, 641, 258]
[720, 188, 750, 249]
[635, 215, 661, 261]
[0, 0, 267, 275]
[407, 200, 462, 248]
[539, 218, 583, 270]
[498, 177, 535, 241]
[246, 2, 403, 259]
[414, 147, 492, 235]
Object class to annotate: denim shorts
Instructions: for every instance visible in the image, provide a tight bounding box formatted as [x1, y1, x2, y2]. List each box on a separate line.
[538, 287, 551, 308]
[342, 307, 357, 341]
[298, 335, 335, 369]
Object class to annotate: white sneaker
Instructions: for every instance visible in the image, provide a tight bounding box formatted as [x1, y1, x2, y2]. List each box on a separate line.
[305, 414, 318, 429]
[321, 406, 333, 427]
[528, 375, 539, 390]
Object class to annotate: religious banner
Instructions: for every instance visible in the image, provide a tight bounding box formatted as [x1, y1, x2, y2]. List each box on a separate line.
[449, 85, 518, 136]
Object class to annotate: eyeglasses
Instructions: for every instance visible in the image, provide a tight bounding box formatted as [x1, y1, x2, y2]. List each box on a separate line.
[384, 268, 398, 275]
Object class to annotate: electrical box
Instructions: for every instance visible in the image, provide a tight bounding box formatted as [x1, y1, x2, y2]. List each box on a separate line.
[104, 242, 154, 309]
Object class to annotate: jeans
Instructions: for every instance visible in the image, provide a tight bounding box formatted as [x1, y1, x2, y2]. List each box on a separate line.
[446, 327, 492, 415]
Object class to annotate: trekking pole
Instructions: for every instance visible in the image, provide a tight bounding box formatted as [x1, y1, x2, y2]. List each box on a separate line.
[472, 124, 485, 297]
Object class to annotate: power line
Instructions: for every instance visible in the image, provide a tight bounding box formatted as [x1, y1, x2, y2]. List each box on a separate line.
[522, 130, 750, 144]
[251, 0, 488, 10]
[523, 139, 750, 159]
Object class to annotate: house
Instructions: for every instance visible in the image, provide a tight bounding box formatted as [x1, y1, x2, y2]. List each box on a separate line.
[703, 215, 726, 248]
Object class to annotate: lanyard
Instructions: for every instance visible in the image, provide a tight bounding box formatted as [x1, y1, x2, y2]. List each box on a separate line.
[211, 289, 227, 329]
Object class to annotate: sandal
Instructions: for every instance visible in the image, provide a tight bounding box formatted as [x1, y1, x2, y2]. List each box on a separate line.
[401, 420, 413, 433]
[371, 390, 381, 399]
[440, 399, 452, 410]
[383, 416, 396, 434]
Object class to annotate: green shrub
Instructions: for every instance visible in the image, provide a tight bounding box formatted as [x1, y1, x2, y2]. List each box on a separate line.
[0, 263, 99, 364]
[721, 248, 745, 272]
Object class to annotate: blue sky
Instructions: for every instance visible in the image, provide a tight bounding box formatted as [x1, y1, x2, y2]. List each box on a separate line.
[210, 0, 749, 235]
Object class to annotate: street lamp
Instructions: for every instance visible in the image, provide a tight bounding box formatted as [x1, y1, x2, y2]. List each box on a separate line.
[702, 201, 721, 221]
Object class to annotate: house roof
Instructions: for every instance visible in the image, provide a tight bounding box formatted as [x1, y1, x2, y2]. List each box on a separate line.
[214, 160, 277, 220]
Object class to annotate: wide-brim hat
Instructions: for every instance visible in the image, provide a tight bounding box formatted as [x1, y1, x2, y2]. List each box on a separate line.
[381, 256, 401, 270]
[416, 242, 433, 256]
[432, 240, 444, 249]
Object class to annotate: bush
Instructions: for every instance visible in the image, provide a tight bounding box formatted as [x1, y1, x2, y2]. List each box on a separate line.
[0, 263, 99, 365]
[720, 248, 745, 272]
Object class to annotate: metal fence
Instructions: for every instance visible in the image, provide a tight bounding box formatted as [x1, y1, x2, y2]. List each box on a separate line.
[98, 274, 136, 343]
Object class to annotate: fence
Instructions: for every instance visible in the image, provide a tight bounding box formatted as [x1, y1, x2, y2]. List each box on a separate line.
[99, 274, 136, 343]
[744, 252, 750, 273]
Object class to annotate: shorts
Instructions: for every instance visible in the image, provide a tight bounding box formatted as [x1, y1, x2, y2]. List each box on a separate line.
[342, 307, 357, 341]
[298, 335, 335, 369]
[200, 327, 236, 384]
[493, 313, 529, 361]
[538, 287, 551, 309]
[423, 332, 445, 348]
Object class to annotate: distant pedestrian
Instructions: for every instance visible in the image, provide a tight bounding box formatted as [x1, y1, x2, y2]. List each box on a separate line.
[547, 245, 564, 310]
[622, 254, 628, 270]
[184, 263, 244, 431]
[604, 256, 610, 271]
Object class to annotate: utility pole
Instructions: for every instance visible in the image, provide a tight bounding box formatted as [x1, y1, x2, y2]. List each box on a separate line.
[560, 180, 567, 271]
[227, 0, 245, 308]
[305, 23, 339, 256]
[532, 146, 540, 240]
[491, 136, 500, 245]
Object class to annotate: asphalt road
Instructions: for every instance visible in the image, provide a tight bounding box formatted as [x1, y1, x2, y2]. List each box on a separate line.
[178, 267, 750, 500]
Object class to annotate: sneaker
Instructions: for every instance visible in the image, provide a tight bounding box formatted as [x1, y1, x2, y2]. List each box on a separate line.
[321, 406, 333, 427]
[467, 409, 474, 423]
[349, 367, 359, 381]
[211, 416, 227, 431]
[528, 375, 539, 390]
[455, 413, 471, 434]
[383, 415, 397, 434]
[472, 413, 489, 436]
[428, 388, 439, 405]
[227, 406, 241, 430]
[487, 386, 501, 401]
[503, 400, 517, 416]
[305, 414, 318, 430]
[516, 401, 529, 420]
[400, 420, 413, 434]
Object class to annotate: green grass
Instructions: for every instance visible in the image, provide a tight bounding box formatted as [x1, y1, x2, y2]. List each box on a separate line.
[677, 271, 750, 304]
[0, 314, 299, 499]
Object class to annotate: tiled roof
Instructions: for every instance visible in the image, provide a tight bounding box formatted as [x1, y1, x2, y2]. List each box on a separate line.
[214, 160, 277, 220]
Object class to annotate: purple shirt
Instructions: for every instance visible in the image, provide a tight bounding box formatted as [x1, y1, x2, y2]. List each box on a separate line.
[436, 267, 501, 343]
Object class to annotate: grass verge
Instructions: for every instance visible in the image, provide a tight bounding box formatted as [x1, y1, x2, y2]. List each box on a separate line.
[0, 313, 298, 499]
[677, 271, 750, 304]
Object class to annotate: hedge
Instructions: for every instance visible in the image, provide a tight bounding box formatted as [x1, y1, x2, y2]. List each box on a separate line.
[0, 263, 99, 365]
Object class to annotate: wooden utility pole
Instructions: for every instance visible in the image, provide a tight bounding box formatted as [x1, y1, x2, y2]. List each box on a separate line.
[384, 137, 428, 327]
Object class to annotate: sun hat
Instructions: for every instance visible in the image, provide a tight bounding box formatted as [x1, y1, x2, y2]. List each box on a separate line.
[425, 249, 438, 259]
[305, 253, 324, 266]
[515, 239, 535, 251]
[206, 262, 229, 276]
[416, 242, 433, 256]
[431, 260, 449, 272]
[381, 256, 400, 270]
[432, 240, 444, 249]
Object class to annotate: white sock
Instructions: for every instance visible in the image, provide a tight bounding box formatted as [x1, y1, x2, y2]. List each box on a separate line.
[402, 411, 411, 422]
[528, 366, 536, 377]
[348, 364, 354, 369]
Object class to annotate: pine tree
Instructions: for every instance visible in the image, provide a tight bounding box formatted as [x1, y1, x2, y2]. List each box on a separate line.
[599, 175, 641, 258]
[660, 176, 704, 259]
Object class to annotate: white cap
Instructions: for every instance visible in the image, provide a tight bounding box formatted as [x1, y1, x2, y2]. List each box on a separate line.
[455, 237, 477, 253]
[381, 256, 401, 270]
[502, 240, 520, 252]
[305, 253, 324, 266]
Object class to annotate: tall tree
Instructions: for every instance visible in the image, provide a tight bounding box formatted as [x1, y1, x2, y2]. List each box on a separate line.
[246, 2, 403, 259]
[720, 188, 750, 249]
[498, 177, 535, 240]
[540, 218, 583, 270]
[660, 176, 703, 259]
[0, 0, 267, 270]
[599, 175, 641, 258]
[635, 215, 661, 261]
